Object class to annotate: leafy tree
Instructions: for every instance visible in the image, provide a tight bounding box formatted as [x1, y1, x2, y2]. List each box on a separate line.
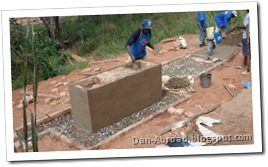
[40, 17, 65, 49]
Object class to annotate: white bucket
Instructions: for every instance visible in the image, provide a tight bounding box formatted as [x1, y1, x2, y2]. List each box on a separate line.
[206, 27, 214, 40]
[179, 36, 187, 48]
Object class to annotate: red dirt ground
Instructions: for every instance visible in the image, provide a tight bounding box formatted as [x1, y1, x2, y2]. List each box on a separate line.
[12, 34, 253, 151]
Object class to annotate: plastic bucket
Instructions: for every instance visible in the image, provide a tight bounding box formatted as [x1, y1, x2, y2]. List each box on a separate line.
[214, 32, 221, 44]
[200, 73, 212, 88]
[179, 36, 187, 48]
[206, 27, 214, 40]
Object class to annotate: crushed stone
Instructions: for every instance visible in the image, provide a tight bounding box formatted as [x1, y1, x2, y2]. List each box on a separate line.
[37, 93, 184, 147]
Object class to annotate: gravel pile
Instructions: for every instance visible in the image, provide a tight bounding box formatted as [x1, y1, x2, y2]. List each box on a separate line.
[37, 57, 218, 148]
[162, 58, 216, 77]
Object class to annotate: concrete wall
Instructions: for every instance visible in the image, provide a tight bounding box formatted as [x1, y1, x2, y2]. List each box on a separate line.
[68, 61, 162, 133]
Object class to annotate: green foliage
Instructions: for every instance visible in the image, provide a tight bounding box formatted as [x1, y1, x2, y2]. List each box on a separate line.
[11, 10, 246, 90]
[10, 20, 70, 90]
[59, 10, 246, 59]
[59, 61, 89, 75]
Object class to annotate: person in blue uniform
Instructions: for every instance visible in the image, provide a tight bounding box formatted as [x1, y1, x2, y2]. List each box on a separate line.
[125, 19, 154, 63]
[197, 11, 208, 47]
[214, 10, 237, 36]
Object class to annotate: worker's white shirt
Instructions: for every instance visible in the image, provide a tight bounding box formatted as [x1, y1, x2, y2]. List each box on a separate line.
[243, 13, 250, 39]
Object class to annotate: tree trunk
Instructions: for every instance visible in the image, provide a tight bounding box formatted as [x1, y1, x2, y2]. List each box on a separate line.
[40, 17, 65, 49]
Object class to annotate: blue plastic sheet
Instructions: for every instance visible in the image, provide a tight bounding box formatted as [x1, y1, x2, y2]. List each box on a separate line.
[242, 80, 252, 88]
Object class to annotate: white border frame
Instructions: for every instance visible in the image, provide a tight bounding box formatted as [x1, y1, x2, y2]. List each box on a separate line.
[2, 2, 262, 162]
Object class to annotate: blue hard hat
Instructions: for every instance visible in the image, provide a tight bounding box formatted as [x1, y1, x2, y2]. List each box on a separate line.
[143, 19, 152, 29]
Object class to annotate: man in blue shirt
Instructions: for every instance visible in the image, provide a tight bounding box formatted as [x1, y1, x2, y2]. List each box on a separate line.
[214, 11, 237, 36]
[197, 11, 208, 47]
[125, 19, 155, 63]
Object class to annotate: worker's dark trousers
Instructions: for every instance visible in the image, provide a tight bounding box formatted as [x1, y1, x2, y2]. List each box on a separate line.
[205, 40, 215, 60]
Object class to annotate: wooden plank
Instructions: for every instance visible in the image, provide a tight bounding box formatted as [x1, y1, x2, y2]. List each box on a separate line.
[223, 83, 234, 97]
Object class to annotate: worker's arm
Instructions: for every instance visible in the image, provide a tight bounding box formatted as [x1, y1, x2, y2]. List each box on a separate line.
[125, 28, 140, 63]
[147, 42, 154, 50]
[223, 17, 230, 31]
[126, 45, 135, 63]
[125, 28, 140, 48]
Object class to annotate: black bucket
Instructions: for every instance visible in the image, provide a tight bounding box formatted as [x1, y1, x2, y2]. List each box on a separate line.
[200, 73, 212, 88]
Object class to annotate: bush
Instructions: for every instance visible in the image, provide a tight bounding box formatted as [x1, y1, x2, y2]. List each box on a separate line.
[10, 19, 70, 90]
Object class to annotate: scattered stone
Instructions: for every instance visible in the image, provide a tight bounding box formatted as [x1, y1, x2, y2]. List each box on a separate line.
[91, 84, 100, 89]
[44, 98, 52, 104]
[212, 57, 219, 63]
[241, 71, 250, 76]
[195, 105, 203, 110]
[55, 82, 63, 87]
[93, 68, 100, 72]
[60, 92, 67, 97]
[159, 49, 168, 54]
[167, 107, 184, 116]
[51, 101, 60, 106]
[50, 81, 57, 85]
[167, 107, 177, 115]
[174, 108, 185, 116]
[81, 68, 91, 73]
[17, 103, 24, 109]
[184, 111, 194, 117]
[26, 95, 34, 103]
[51, 88, 59, 93]
[20, 95, 33, 105]
[63, 82, 68, 86]
[227, 84, 236, 89]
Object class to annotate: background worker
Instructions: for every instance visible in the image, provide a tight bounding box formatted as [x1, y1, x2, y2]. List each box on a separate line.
[125, 19, 155, 63]
[197, 11, 208, 47]
[214, 10, 238, 37]
[237, 10, 250, 75]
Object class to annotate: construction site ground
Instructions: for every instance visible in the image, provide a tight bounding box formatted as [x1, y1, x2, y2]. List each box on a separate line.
[12, 34, 254, 152]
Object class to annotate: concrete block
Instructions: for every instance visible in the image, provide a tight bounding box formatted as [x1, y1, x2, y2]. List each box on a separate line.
[69, 61, 162, 133]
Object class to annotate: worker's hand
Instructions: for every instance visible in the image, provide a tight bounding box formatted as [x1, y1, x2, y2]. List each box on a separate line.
[131, 56, 136, 63]
[153, 50, 158, 56]
[203, 28, 206, 32]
